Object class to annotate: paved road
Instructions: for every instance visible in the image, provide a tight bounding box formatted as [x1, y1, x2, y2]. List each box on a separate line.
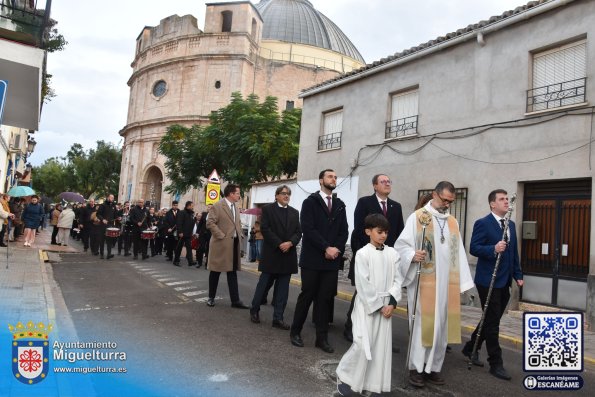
[50, 252, 594, 396]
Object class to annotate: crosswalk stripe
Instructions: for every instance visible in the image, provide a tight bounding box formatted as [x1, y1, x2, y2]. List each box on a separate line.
[183, 290, 208, 297]
[174, 286, 197, 291]
[156, 278, 178, 282]
[195, 296, 221, 303]
[167, 280, 195, 286]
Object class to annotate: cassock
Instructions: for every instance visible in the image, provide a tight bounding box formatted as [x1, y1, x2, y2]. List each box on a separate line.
[336, 243, 403, 393]
[395, 202, 474, 374]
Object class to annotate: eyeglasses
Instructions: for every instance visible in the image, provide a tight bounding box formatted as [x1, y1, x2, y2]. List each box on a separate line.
[377, 180, 392, 186]
[278, 192, 291, 196]
[438, 195, 456, 205]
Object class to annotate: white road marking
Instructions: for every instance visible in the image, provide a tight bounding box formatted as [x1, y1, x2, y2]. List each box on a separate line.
[195, 296, 222, 303]
[156, 277, 178, 282]
[183, 290, 207, 297]
[166, 280, 195, 286]
[174, 286, 197, 291]
[209, 373, 229, 382]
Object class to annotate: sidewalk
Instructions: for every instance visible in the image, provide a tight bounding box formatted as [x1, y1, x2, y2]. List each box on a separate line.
[0, 228, 93, 397]
[241, 260, 595, 367]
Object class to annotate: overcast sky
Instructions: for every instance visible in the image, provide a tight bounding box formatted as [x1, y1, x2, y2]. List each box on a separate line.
[33, 0, 524, 165]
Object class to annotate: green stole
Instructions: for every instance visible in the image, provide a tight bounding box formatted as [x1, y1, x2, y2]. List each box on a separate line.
[415, 208, 462, 347]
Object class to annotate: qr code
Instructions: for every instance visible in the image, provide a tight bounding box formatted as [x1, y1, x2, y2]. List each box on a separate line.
[523, 312, 582, 371]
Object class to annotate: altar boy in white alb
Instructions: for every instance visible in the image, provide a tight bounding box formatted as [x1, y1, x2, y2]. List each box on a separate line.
[395, 181, 474, 388]
[336, 213, 403, 395]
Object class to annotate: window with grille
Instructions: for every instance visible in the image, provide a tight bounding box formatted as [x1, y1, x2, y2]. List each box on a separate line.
[386, 89, 418, 139]
[319, 109, 342, 151]
[417, 188, 468, 245]
[527, 40, 587, 112]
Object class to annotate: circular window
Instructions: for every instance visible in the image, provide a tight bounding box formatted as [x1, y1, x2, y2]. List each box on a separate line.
[152, 80, 167, 97]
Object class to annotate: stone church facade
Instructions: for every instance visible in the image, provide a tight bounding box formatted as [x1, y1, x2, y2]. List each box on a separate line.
[118, 0, 364, 208]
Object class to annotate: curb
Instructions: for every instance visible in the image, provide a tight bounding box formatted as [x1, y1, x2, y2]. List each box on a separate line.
[243, 266, 595, 366]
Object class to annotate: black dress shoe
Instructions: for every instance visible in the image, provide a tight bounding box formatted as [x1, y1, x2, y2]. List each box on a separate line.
[166, 256, 172, 261]
[106, 254, 114, 259]
[142, 255, 149, 260]
[250, 311, 260, 324]
[290, 333, 304, 347]
[343, 328, 353, 343]
[124, 253, 131, 256]
[231, 301, 250, 309]
[195, 263, 202, 269]
[462, 347, 484, 367]
[206, 298, 215, 307]
[315, 339, 334, 353]
[0, 243, 7, 247]
[424, 371, 445, 385]
[188, 261, 197, 267]
[173, 262, 181, 267]
[100, 254, 104, 259]
[337, 381, 354, 396]
[272, 320, 290, 330]
[409, 370, 425, 388]
[490, 366, 511, 380]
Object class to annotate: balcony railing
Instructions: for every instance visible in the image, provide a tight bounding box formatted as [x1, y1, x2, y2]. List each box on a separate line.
[318, 132, 341, 151]
[385, 115, 418, 139]
[0, 0, 50, 47]
[526, 77, 587, 113]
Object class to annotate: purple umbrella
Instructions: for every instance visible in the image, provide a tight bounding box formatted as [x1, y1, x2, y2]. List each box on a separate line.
[58, 192, 85, 203]
[242, 207, 262, 216]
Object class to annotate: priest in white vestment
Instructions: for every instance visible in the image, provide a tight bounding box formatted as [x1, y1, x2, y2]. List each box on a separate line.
[395, 182, 474, 387]
[336, 214, 403, 394]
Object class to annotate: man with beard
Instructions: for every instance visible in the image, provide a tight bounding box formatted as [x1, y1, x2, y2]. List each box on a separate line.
[395, 181, 474, 388]
[344, 174, 404, 345]
[96, 194, 118, 259]
[174, 201, 197, 267]
[290, 169, 348, 353]
[129, 199, 149, 260]
[164, 201, 179, 262]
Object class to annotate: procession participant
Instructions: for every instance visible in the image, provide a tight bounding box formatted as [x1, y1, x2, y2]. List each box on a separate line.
[395, 181, 474, 387]
[249, 185, 301, 329]
[96, 194, 117, 259]
[344, 174, 404, 344]
[80, 199, 95, 253]
[196, 207, 211, 268]
[50, 203, 62, 245]
[462, 189, 523, 381]
[89, 203, 102, 255]
[164, 201, 179, 261]
[147, 206, 158, 257]
[22, 196, 44, 247]
[206, 184, 249, 309]
[56, 204, 75, 246]
[174, 201, 197, 267]
[155, 208, 167, 256]
[116, 201, 132, 256]
[289, 169, 348, 353]
[336, 214, 403, 396]
[129, 199, 149, 260]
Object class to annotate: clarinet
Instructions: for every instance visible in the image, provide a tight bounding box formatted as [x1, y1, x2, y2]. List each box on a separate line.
[468, 193, 517, 370]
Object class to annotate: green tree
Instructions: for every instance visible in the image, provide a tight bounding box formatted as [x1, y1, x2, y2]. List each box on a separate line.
[159, 92, 301, 193]
[31, 157, 69, 200]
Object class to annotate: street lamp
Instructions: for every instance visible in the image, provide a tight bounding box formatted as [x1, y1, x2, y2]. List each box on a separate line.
[26, 137, 37, 154]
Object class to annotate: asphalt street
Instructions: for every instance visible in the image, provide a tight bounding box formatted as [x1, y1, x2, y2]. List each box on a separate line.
[49, 251, 594, 397]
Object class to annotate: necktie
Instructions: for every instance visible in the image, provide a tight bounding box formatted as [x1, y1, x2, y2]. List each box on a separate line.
[231, 203, 236, 222]
[500, 219, 509, 243]
[326, 196, 332, 213]
[381, 201, 387, 217]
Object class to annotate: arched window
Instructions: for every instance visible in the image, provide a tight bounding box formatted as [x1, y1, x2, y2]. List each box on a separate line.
[251, 18, 257, 39]
[222, 11, 233, 32]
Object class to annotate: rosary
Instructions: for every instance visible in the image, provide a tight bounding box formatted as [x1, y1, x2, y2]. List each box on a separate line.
[435, 216, 446, 244]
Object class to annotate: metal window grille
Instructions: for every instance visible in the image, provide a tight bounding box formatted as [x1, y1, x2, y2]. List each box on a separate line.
[385, 115, 418, 139]
[528, 41, 587, 112]
[417, 188, 468, 245]
[387, 89, 419, 139]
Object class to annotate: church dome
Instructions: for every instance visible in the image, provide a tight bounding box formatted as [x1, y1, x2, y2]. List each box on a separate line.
[255, 0, 365, 63]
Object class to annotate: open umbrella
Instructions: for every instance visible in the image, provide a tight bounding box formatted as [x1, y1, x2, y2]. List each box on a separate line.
[7, 186, 35, 197]
[242, 207, 262, 216]
[59, 192, 85, 203]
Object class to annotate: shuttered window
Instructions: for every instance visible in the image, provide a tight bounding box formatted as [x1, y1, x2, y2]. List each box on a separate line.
[386, 89, 418, 139]
[319, 109, 342, 150]
[528, 40, 587, 112]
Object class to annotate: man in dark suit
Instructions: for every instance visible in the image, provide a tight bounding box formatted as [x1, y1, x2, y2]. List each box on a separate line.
[463, 189, 523, 381]
[96, 194, 117, 260]
[344, 174, 404, 342]
[174, 201, 197, 267]
[129, 199, 149, 260]
[164, 201, 179, 261]
[249, 185, 302, 329]
[290, 169, 349, 353]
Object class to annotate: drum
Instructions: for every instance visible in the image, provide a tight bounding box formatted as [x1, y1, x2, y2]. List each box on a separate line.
[141, 230, 156, 240]
[105, 227, 120, 238]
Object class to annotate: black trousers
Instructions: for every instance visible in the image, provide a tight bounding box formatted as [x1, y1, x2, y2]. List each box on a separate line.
[464, 284, 510, 368]
[118, 231, 131, 254]
[132, 230, 148, 258]
[251, 273, 290, 322]
[290, 268, 338, 340]
[90, 225, 102, 254]
[344, 290, 358, 332]
[80, 224, 91, 250]
[51, 225, 59, 244]
[196, 238, 209, 265]
[208, 237, 240, 302]
[165, 235, 177, 259]
[174, 236, 193, 264]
